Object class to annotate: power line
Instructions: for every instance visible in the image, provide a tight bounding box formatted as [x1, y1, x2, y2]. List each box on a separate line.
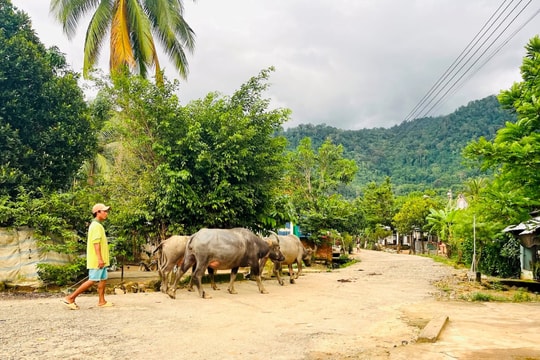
[424, 0, 532, 116]
[408, 0, 528, 120]
[403, 0, 514, 122]
[403, 0, 535, 121]
[448, 6, 540, 103]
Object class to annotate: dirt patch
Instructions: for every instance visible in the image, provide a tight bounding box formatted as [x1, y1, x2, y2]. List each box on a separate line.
[433, 268, 540, 302]
[1, 250, 540, 360]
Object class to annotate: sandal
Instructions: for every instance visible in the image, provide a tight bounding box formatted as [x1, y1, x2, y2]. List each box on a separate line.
[61, 299, 80, 310]
[98, 301, 114, 308]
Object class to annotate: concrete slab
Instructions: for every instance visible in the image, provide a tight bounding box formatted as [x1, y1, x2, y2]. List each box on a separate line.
[417, 314, 449, 343]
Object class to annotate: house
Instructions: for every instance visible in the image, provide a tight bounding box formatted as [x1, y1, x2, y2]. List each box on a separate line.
[503, 216, 540, 280]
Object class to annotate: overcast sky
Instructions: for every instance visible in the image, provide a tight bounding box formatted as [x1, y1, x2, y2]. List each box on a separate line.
[10, 0, 540, 130]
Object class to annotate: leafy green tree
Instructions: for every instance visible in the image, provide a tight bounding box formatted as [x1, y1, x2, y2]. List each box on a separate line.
[0, 1, 95, 197]
[284, 137, 359, 242]
[97, 68, 290, 238]
[155, 69, 290, 233]
[361, 177, 395, 233]
[393, 192, 442, 253]
[463, 177, 488, 203]
[426, 208, 457, 244]
[464, 36, 540, 223]
[50, 0, 195, 83]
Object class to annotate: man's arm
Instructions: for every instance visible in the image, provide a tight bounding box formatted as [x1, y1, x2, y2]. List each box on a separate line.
[94, 243, 105, 268]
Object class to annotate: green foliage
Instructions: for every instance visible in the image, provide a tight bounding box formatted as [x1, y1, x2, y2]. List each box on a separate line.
[471, 234, 521, 278]
[153, 68, 290, 233]
[0, 2, 96, 198]
[426, 208, 458, 243]
[0, 188, 90, 250]
[282, 96, 510, 196]
[464, 36, 540, 223]
[361, 177, 395, 230]
[283, 137, 361, 238]
[512, 289, 532, 302]
[460, 289, 535, 303]
[464, 292, 500, 302]
[92, 68, 290, 238]
[36, 256, 86, 286]
[50, 0, 195, 82]
[393, 192, 443, 234]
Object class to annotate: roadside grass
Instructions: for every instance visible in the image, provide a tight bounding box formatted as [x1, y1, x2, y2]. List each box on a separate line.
[426, 254, 468, 269]
[459, 289, 538, 302]
[334, 257, 359, 269]
[432, 268, 540, 303]
[424, 254, 540, 303]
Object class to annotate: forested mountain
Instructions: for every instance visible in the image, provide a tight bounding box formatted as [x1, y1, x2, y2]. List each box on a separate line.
[281, 95, 515, 196]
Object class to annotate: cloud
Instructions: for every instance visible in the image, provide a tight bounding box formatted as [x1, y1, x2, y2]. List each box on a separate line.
[11, 0, 539, 130]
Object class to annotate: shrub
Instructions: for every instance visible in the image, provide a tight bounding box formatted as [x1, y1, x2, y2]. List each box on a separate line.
[512, 289, 532, 302]
[37, 257, 86, 286]
[467, 292, 496, 302]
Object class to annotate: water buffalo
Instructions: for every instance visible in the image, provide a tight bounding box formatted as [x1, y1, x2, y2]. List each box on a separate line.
[168, 228, 285, 299]
[153, 235, 190, 293]
[265, 234, 313, 285]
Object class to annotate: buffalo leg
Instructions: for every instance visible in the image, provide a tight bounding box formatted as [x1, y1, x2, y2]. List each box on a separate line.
[208, 268, 221, 291]
[191, 262, 210, 299]
[297, 259, 304, 277]
[159, 263, 176, 293]
[186, 264, 197, 292]
[273, 262, 284, 286]
[167, 255, 194, 299]
[227, 267, 239, 294]
[288, 264, 296, 284]
[251, 264, 268, 294]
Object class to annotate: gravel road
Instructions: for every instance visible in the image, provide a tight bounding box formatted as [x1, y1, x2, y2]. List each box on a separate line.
[1, 250, 539, 360]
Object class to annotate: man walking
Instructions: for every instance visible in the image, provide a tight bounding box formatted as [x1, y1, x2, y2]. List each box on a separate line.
[62, 203, 113, 309]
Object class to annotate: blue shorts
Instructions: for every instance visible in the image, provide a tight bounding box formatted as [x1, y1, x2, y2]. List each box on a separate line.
[88, 268, 108, 281]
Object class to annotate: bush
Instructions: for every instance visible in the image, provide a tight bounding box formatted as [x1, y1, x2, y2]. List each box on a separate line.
[37, 257, 86, 286]
[480, 235, 521, 278]
[465, 292, 497, 302]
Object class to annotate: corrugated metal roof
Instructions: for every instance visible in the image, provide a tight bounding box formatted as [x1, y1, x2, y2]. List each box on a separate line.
[503, 216, 540, 235]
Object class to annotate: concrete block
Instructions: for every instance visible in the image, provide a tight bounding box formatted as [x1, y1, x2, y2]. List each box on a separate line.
[417, 315, 449, 343]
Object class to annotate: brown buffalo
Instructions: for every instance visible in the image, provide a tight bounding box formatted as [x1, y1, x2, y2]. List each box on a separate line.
[153, 235, 190, 293]
[265, 233, 313, 285]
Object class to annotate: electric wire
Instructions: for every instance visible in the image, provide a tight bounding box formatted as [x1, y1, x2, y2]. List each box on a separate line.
[448, 6, 540, 102]
[407, 0, 530, 120]
[403, 0, 514, 122]
[403, 0, 535, 121]
[420, 0, 535, 117]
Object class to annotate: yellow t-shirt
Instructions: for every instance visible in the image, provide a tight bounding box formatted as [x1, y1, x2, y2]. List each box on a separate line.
[86, 220, 110, 269]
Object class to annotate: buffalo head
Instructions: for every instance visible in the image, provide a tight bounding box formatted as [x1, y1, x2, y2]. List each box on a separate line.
[303, 247, 314, 267]
[268, 242, 285, 262]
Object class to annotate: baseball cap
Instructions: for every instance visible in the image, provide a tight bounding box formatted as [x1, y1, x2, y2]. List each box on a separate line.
[92, 203, 111, 214]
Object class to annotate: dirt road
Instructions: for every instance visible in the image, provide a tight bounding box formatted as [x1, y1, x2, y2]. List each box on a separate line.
[1, 250, 539, 359]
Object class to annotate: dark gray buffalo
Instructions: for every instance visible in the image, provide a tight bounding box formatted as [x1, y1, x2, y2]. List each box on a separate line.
[168, 228, 284, 299]
[153, 235, 190, 293]
[265, 234, 313, 285]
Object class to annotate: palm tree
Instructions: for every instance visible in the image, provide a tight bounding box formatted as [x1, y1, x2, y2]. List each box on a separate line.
[50, 0, 195, 83]
[426, 208, 457, 244]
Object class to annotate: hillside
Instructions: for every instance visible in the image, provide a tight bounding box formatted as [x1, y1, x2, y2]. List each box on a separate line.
[281, 95, 515, 195]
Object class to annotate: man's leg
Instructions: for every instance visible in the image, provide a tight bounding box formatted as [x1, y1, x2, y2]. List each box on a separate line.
[65, 279, 96, 304]
[97, 280, 107, 305]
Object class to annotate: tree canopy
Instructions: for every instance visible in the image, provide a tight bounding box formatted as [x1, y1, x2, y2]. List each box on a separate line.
[94, 68, 290, 236]
[464, 36, 540, 223]
[282, 96, 511, 196]
[50, 0, 195, 83]
[0, 0, 95, 197]
[283, 137, 360, 240]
